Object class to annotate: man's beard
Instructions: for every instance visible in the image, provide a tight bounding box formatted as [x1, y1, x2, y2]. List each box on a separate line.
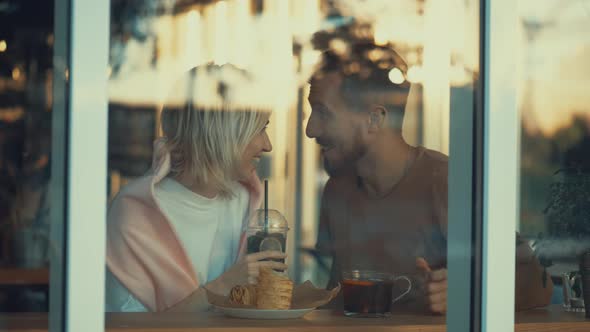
[322, 142, 367, 177]
[322, 157, 339, 177]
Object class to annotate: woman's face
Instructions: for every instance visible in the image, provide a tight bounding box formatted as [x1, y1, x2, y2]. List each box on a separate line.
[238, 121, 272, 179]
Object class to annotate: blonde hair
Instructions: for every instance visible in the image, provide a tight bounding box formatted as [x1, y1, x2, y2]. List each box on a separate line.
[160, 64, 270, 198]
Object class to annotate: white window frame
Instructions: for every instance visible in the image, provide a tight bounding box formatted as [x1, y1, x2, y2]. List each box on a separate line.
[50, 0, 110, 331]
[481, 0, 519, 331]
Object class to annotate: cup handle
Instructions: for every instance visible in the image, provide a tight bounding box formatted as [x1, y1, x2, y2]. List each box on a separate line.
[392, 276, 412, 304]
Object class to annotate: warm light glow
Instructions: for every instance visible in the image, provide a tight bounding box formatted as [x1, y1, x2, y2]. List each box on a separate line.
[187, 9, 199, 24]
[107, 66, 112, 78]
[450, 65, 471, 86]
[291, 0, 320, 38]
[12, 67, 21, 80]
[229, 0, 251, 68]
[301, 49, 321, 67]
[0, 107, 24, 122]
[388, 67, 405, 84]
[422, 0, 451, 154]
[214, 1, 228, 64]
[0, 40, 6, 52]
[184, 9, 201, 69]
[374, 23, 389, 46]
[329, 38, 348, 56]
[153, 14, 174, 70]
[406, 51, 419, 65]
[407, 65, 423, 83]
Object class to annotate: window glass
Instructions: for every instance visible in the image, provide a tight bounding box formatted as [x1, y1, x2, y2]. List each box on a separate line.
[517, 0, 590, 318]
[104, 0, 482, 328]
[0, 0, 55, 314]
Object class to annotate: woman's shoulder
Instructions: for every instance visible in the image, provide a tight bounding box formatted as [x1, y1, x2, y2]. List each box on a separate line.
[115, 175, 154, 199]
[108, 175, 160, 228]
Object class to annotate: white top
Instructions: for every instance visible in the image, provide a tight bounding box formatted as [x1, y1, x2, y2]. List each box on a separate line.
[105, 177, 249, 312]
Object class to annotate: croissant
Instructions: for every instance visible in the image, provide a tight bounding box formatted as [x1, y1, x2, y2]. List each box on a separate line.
[256, 267, 293, 309]
[228, 284, 257, 306]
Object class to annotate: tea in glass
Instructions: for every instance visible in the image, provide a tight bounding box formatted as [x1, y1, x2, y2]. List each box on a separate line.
[342, 270, 412, 318]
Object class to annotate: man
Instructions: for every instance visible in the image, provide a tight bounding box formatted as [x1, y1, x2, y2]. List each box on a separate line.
[307, 42, 553, 314]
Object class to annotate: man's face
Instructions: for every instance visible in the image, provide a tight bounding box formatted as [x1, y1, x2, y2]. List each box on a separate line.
[306, 72, 368, 176]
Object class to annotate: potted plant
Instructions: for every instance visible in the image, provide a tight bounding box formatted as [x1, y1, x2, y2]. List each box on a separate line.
[544, 165, 590, 240]
[533, 165, 590, 308]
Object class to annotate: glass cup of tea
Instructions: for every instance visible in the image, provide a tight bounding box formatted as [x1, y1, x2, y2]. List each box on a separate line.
[246, 209, 289, 263]
[342, 270, 412, 318]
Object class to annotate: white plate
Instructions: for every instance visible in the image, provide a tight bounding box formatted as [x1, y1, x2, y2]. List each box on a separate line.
[214, 306, 314, 320]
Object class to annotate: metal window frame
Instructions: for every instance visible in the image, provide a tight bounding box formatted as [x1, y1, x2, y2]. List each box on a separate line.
[49, 0, 71, 329]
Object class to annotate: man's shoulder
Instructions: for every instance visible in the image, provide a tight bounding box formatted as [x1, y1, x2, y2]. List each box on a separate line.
[403, 147, 448, 196]
[416, 147, 448, 176]
[419, 147, 448, 165]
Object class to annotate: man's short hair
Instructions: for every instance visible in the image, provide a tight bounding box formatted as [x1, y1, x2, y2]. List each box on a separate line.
[311, 42, 411, 129]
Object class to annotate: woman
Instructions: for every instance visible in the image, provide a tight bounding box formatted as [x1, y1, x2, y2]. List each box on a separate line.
[105, 64, 285, 312]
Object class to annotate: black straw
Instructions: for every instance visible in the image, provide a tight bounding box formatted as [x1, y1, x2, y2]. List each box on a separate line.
[264, 180, 269, 233]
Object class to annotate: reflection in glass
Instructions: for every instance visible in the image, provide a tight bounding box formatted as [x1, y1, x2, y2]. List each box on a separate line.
[0, 0, 54, 313]
[517, 0, 590, 320]
[103, 0, 488, 321]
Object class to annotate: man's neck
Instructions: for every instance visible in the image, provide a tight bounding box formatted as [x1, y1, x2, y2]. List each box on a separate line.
[356, 135, 414, 198]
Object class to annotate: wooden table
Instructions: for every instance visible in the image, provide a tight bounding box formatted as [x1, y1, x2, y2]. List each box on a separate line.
[2, 305, 588, 332]
[0, 268, 49, 285]
[0, 267, 49, 285]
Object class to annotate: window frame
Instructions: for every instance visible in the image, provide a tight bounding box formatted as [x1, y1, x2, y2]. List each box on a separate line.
[481, 0, 519, 331]
[49, 0, 110, 331]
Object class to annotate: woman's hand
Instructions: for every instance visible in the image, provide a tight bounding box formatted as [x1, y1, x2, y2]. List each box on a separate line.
[206, 251, 287, 295]
[167, 251, 287, 312]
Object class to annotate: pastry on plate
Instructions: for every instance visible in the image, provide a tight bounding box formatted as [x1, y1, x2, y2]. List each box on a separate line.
[228, 284, 257, 306]
[256, 267, 293, 309]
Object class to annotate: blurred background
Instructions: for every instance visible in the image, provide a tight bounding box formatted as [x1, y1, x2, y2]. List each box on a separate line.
[0, 0, 53, 312]
[0, 0, 588, 313]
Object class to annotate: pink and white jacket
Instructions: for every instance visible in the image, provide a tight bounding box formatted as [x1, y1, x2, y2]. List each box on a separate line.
[106, 139, 262, 312]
